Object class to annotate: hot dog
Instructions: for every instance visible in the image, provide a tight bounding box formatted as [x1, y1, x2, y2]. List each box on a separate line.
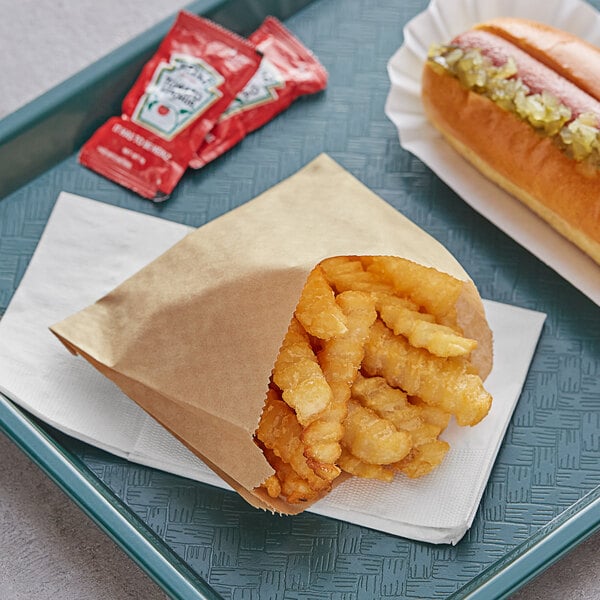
[421, 18, 600, 265]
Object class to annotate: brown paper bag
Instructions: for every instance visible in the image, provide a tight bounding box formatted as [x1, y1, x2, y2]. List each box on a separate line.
[51, 154, 491, 513]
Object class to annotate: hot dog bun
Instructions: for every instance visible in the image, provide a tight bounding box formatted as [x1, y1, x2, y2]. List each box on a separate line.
[421, 19, 600, 265]
[476, 18, 600, 102]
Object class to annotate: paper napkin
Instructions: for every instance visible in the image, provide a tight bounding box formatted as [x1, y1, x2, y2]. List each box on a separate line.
[0, 180, 545, 544]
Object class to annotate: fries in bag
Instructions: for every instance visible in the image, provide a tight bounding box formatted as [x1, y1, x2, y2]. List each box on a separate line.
[51, 155, 493, 514]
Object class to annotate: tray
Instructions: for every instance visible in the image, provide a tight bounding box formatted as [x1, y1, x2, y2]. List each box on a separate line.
[1, 0, 599, 598]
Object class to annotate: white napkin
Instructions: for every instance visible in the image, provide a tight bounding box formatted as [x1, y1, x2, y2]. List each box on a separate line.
[385, 0, 600, 306]
[0, 192, 545, 544]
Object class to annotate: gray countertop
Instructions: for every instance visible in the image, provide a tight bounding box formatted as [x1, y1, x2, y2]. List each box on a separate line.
[0, 431, 167, 600]
[0, 1, 598, 599]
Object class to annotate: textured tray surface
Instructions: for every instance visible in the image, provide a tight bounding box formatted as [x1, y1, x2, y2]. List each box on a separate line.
[1, 0, 599, 598]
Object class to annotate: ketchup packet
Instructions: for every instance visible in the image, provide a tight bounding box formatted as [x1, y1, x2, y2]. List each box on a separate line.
[190, 17, 328, 168]
[79, 11, 261, 201]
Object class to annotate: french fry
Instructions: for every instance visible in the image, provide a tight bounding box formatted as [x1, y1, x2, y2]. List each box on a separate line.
[261, 448, 318, 503]
[321, 256, 396, 295]
[351, 373, 423, 431]
[404, 320, 477, 357]
[260, 471, 282, 499]
[393, 440, 450, 479]
[301, 291, 377, 478]
[319, 291, 377, 385]
[294, 265, 348, 339]
[409, 397, 451, 430]
[364, 256, 464, 327]
[302, 418, 344, 479]
[272, 317, 332, 425]
[355, 376, 449, 443]
[362, 320, 491, 426]
[337, 448, 395, 482]
[256, 388, 331, 492]
[342, 399, 412, 465]
[377, 297, 477, 358]
[350, 374, 449, 476]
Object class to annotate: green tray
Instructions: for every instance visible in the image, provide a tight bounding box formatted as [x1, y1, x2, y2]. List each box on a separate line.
[1, 0, 599, 598]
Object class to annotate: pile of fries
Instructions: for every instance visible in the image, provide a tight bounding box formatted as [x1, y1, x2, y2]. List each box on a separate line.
[255, 256, 493, 503]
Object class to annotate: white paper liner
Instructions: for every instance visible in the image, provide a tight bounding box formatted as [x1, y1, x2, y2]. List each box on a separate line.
[385, 0, 600, 306]
[0, 191, 545, 544]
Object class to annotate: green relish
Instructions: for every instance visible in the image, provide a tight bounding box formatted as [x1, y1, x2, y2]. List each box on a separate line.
[428, 44, 600, 166]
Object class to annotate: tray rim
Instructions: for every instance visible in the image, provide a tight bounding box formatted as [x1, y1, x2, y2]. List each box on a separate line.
[454, 486, 600, 599]
[0, 393, 222, 600]
[2, 390, 599, 600]
[1, 0, 599, 596]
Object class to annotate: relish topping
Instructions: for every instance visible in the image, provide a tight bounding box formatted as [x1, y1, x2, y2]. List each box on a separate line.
[428, 44, 600, 166]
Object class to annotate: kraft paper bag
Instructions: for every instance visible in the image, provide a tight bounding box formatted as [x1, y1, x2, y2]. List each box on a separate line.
[51, 153, 493, 514]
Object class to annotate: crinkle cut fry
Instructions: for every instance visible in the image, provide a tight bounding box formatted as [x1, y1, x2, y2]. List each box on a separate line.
[261, 448, 319, 503]
[352, 373, 429, 433]
[364, 256, 464, 328]
[294, 265, 348, 340]
[342, 399, 412, 465]
[362, 320, 492, 426]
[351, 374, 450, 444]
[256, 387, 331, 493]
[272, 317, 333, 426]
[320, 255, 472, 362]
[320, 256, 397, 295]
[349, 373, 450, 478]
[260, 472, 282, 500]
[393, 440, 450, 479]
[409, 396, 451, 430]
[376, 295, 477, 358]
[337, 448, 394, 482]
[301, 290, 377, 479]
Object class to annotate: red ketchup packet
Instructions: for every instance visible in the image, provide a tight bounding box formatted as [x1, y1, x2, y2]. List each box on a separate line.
[190, 17, 328, 168]
[79, 11, 261, 201]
